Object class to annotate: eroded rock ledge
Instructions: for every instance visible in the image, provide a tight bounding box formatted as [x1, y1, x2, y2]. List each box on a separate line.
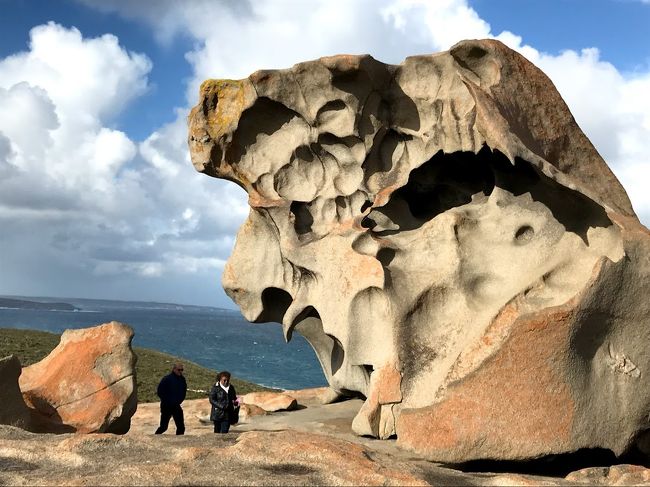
[188, 39, 650, 462]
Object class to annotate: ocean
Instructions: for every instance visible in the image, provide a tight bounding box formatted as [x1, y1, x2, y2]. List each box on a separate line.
[0, 296, 327, 390]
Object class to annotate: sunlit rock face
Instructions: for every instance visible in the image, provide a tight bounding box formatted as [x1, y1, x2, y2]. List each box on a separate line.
[19, 322, 137, 434]
[188, 39, 650, 462]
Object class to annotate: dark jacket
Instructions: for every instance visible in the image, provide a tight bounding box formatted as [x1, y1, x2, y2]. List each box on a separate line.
[157, 373, 187, 406]
[209, 384, 237, 422]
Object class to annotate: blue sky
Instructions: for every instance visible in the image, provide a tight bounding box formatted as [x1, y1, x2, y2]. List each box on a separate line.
[0, 0, 648, 307]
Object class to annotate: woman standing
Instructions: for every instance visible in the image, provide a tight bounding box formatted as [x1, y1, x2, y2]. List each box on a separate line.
[209, 371, 238, 433]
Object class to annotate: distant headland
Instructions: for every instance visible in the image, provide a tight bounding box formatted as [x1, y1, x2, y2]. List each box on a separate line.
[0, 297, 78, 312]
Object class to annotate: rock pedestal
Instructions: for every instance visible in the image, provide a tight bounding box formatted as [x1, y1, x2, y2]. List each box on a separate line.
[188, 39, 650, 462]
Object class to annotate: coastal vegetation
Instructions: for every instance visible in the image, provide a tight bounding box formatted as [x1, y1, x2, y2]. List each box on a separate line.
[0, 328, 272, 402]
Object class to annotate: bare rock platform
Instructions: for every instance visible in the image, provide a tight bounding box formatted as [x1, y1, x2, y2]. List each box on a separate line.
[2, 397, 648, 485]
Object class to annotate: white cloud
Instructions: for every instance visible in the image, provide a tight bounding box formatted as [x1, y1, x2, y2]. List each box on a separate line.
[0, 24, 183, 300]
[0, 82, 58, 171]
[0, 23, 150, 125]
[110, 0, 650, 225]
[0, 131, 16, 176]
[0, 23, 150, 193]
[2, 1, 649, 306]
[381, 0, 491, 49]
[0, 22, 247, 297]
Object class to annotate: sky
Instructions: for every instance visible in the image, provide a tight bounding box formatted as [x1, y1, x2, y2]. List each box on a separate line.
[0, 0, 648, 308]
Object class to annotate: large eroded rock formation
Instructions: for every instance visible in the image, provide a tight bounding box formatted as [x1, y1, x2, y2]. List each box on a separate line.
[188, 39, 650, 462]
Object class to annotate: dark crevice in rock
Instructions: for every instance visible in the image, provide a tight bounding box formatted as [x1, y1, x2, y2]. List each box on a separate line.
[294, 145, 314, 162]
[376, 247, 396, 267]
[368, 145, 612, 243]
[226, 97, 301, 164]
[337, 388, 366, 400]
[318, 132, 361, 149]
[360, 215, 377, 231]
[374, 147, 495, 232]
[514, 224, 535, 244]
[449, 447, 650, 478]
[493, 155, 612, 244]
[260, 463, 317, 476]
[255, 287, 293, 324]
[315, 99, 347, 122]
[376, 247, 396, 288]
[360, 199, 373, 213]
[0, 456, 38, 472]
[289, 201, 314, 237]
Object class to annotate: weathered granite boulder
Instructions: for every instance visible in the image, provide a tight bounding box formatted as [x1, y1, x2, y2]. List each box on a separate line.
[283, 386, 341, 406]
[0, 355, 31, 429]
[566, 464, 650, 486]
[242, 391, 298, 412]
[238, 403, 269, 421]
[188, 39, 650, 462]
[19, 322, 137, 434]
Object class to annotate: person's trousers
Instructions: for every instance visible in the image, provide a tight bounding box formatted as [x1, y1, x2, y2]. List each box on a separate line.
[213, 420, 230, 433]
[155, 403, 185, 435]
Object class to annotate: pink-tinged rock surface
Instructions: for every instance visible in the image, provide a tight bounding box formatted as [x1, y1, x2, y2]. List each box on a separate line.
[238, 403, 269, 420]
[283, 386, 341, 406]
[188, 38, 650, 462]
[19, 322, 137, 434]
[223, 430, 430, 486]
[1, 397, 629, 486]
[566, 464, 650, 485]
[242, 391, 298, 412]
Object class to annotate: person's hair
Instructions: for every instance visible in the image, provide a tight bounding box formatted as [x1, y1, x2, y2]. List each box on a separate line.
[172, 363, 184, 371]
[217, 371, 231, 381]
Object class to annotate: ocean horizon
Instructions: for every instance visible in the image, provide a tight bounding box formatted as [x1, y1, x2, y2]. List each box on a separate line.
[0, 294, 327, 391]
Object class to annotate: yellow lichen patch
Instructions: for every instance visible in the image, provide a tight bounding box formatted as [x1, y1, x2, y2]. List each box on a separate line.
[199, 78, 255, 140]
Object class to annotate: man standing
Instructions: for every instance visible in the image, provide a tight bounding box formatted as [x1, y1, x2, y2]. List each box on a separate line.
[154, 363, 187, 435]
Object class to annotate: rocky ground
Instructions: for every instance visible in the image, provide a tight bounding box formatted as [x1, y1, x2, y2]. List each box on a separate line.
[1, 391, 649, 486]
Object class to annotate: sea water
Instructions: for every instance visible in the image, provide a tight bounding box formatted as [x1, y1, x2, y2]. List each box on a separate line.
[0, 296, 327, 390]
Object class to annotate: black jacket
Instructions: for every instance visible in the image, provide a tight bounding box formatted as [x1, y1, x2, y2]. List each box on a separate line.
[209, 384, 237, 422]
[157, 373, 187, 406]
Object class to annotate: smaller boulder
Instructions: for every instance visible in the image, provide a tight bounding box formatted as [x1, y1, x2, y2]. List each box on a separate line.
[19, 322, 137, 434]
[239, 403, 268, 421]
[282, 387, 341, 406]
[566, 464, 650, 485]
[197, 402, 268, 424]
[242, 391, 298, 412]
[0, 355, 31, 429]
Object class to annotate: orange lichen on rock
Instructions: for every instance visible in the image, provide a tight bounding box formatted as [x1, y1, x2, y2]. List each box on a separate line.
[19, 322, 137, 434]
